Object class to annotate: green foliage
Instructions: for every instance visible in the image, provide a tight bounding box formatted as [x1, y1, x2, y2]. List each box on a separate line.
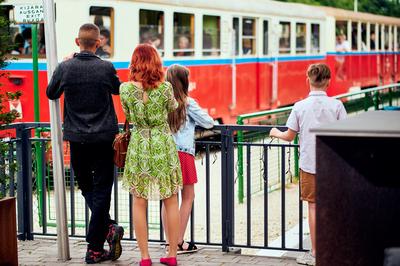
[277, 0, 400, 17]
[0, 1, 21, 199]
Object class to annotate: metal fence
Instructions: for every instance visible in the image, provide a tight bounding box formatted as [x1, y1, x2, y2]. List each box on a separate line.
[1, 123, 306, 253]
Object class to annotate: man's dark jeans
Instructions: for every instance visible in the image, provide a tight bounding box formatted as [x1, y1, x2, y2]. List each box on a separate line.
[70, 141, 115, 251]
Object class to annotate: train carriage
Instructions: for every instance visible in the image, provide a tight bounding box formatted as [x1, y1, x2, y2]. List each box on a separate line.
[0, 0, 399, 125]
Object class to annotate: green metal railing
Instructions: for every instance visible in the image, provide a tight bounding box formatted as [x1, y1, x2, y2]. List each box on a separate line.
[236, 83, 400, 203]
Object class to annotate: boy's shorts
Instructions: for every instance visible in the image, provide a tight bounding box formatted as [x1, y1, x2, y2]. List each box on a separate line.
[300, 169, 316, 203]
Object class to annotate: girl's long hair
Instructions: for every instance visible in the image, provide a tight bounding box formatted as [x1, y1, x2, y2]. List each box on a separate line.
[166, 64, 189, 133]
[129, 44, 164, 90]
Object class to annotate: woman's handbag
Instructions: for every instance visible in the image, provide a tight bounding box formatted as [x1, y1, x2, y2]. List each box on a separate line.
[113, 120, 131, 168]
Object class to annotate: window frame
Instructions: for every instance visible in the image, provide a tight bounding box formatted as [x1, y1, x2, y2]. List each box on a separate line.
[241, 17, 257, 56]
[278, 21, 291, 54]
[139, 9, 165, 56]
[173, 12, 195, 57]
[295, 22, 307, 54]
[310, 23, 321, 54]
[202, 14, 221, 57]
[90, 6, 115, 58]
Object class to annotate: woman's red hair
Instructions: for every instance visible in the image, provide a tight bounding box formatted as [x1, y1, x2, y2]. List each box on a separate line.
[129, 44, 164, 90]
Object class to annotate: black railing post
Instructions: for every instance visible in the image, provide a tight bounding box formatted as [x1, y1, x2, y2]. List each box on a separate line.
[221, 126, 234, 252]
[16, 124, 34, 240]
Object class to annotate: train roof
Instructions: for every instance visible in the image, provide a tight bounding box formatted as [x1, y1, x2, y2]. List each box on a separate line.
[131, 0, 326, 20]
[318, 6, 400, 25]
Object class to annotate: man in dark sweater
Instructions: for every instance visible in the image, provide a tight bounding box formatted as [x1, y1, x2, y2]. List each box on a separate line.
[46, 23, 124, 264]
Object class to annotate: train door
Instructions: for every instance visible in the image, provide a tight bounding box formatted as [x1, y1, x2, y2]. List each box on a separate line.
[380, 25, 392, 85]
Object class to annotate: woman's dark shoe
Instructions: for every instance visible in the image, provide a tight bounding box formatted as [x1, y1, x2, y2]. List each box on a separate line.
[160, 256, 177, 266]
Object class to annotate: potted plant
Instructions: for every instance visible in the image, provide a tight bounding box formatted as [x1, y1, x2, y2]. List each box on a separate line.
[0, 3, 21, 265]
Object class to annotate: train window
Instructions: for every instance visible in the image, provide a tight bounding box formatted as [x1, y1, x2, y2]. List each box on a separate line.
[311, 23, 320, 53]
[279, 21, 291, 54]
[370, 24, 377, 50]
[296, 23, 306, 54]
[242, 18, 256, 55]
[203, 15, 220, 56]
[351, 22, 358, 50]
[5, 6, 46, 58]
[139, 9, 164, 56]
[361, 23, 367, 51]
[384, 25, 389, 50]
[233, 18, 239, 56]
[263, 20, 269, 55]
[173, 12, 195, 56]
[336, 20, 348, 51]
[90, 6, 114, 58]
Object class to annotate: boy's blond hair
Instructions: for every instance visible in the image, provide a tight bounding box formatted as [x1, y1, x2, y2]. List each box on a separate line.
[307, 63, 331, 89]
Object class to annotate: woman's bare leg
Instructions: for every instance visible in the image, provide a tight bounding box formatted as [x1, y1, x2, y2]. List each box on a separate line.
[162, 194, 180, 257]
[133, 196, 150, 259]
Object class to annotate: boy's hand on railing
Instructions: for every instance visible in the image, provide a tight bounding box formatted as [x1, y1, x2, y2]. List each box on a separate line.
[269, 127, 281, 138]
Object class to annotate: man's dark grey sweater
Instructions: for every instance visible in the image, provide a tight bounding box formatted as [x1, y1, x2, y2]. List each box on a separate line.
[46, 51, 121, 143]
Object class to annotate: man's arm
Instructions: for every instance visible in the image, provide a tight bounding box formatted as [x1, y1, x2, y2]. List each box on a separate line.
[46, 64, 64, 100]
[270, 128, 297, 142]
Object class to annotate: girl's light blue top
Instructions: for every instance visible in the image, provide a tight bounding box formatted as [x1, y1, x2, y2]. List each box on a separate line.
[173, 97, 214, 156]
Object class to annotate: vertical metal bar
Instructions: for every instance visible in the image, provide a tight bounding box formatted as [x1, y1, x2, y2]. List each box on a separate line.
[294, 136, 299, 178]
[16, 126, 33, 240]
[388, 87, 393, 106]
[237, 118, 244, 203]
[374, 91, 380, 110]
[0, 153, 5, 197]
[299, 174, 303, 250]
[43, 0, 70, 260]
[41, 141, 47, 234]
[8, 142, 15, 197]
[227, 129, 235, 247]
[159, 200, 164, 242]
[221, 127, 229, 252]
[263, 146, 268, 247]
[113, 166, 118, 223]
[70, 167, 75, 236]
[190, 203, 195, 242]
[281, 146, 286, 249]
[129, 194, 134, 239]
[85, 203, 89, 236]
[246, 145, 251, 247]
[205, 144, 210, 244]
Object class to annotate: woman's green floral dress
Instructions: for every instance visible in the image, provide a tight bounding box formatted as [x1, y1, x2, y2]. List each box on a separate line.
[120, 81, 182, 200]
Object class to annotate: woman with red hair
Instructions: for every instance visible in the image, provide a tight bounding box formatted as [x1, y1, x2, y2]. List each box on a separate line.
[120, 44, 182, 266]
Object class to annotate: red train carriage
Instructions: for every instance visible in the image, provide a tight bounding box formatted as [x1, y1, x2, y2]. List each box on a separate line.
[0, 0, 399, 126]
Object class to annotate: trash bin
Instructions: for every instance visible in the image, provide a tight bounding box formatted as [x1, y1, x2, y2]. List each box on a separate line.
[311, 111, 400, 266]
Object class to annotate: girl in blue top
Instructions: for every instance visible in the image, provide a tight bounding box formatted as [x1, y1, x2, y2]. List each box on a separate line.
[162, 64, 214, 254]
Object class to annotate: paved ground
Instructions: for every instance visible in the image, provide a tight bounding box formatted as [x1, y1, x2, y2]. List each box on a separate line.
[18, 237, 299, 265]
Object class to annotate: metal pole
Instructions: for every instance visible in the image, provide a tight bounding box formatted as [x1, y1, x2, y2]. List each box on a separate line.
[32, 24, 44, 227]
[354, 0, 358, 12]
[42, 0, 70, 261]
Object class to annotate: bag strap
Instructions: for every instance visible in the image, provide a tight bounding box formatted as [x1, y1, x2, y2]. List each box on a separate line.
[123, 120, 130, 132]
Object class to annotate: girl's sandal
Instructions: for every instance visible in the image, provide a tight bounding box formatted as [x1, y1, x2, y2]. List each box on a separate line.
[177, 240, 198, 254]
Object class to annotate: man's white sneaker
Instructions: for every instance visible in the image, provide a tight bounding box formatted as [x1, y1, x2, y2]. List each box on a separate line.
[296, 251, 315, 266]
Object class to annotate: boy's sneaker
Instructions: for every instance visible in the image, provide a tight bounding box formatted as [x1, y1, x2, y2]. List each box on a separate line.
[85, 249, 111, 264]
[106, 223, 124, 261]
[296, 251, 315, 265]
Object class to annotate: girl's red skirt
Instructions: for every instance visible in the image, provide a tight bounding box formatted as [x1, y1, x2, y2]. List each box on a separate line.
[178, 151, 198, 185]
